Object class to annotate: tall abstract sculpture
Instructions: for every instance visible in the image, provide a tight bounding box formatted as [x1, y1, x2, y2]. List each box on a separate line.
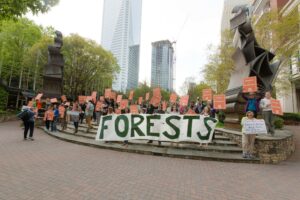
[43, 31, 64, 98]
[224, 5, 280, 128]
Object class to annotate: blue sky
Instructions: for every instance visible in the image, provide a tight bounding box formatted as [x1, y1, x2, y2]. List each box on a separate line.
[28, 0, 224, 93]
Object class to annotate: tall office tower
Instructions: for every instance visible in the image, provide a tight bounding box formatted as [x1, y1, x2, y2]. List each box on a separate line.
[151, 40, 174, 92]
[221, 0, 253, 33]
[101, 0, 142, 92]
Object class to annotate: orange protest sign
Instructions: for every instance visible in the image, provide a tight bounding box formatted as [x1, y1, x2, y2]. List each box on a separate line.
[243, 76, 257, 93]
[117, 95, 123, 103]
[120, 99, 128, 110]
[213, 94, 226, 110]
[58, 105, 65, 118]
[169, 93, 177, 103]
[271, 99, 283, 116]
[78, 96, 87, 104]
[104, 88, 111, 98]
[61, 95, 67, 102]
[50, 98, 58, 103]
[99, 96, 104, 101]
[145, 92, 150, 101]
[95, 101, 102, 111]
[202, 89, 213, 101]
[162, 101, 167, 111]
[179, 95, 189, 107]
[130, 105, 139, 114]
[129, 90, 134, 100]
[110, 92, 117, 101]
[35, 93, 43, 100]
[138, 97, 143, 105]
[27, 101, 33, 107]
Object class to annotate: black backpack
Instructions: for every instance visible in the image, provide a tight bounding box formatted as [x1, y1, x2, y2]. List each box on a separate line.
[17, 110, 30, 121]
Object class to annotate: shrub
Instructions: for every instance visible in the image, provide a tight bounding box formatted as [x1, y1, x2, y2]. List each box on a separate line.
[274, 117, 284, 129]
[0, 86, 8, 110]
[282, 112, 300, 122]
[217, 111, 226, 123]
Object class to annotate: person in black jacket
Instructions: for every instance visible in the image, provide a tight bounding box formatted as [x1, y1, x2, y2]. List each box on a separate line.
[23, 107, 36, 141]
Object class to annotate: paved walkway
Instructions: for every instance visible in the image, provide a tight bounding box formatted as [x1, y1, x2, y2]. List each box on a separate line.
[0, 121, 299, 200]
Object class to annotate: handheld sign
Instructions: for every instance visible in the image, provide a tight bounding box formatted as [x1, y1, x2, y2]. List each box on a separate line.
[271, 99, 283, 116]
[78, 96, 86, 104]
[95, 101, 102, 112]
[170, 93, 177, 103]
[35, 93, 43, 101]
[130, 105, 139, 114]
[104, 89, 111, 99]
[243, 76, 257, 93]
[179, 95, 189, 107]
[145, 92, 150, 101]
[138, 97, 143, 105]
[120, 99, 128, 110]
[243, 119, 267, 134]
[116, 95, 123, 103]
[129, 90, 134, 100]
[50, 98, 58, 103]
[58, 105, 65, 118]
[202, 89, 212, 101]
[61, 95, 67, 102]
[162, 101, 167, 111]
[213, 94, 226, 110]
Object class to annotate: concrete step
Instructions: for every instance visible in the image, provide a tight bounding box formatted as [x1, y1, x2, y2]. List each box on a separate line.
[59, 128, 242, 153]
[43, 128, 260, 163]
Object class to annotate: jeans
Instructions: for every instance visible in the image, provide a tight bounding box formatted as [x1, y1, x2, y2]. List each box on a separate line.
[74, 122, 79, 133]
[24, 121, 34, 139]
[51, 117, 58, 132]
[262, 110, 274, 135]
[45, 120, 53, 131]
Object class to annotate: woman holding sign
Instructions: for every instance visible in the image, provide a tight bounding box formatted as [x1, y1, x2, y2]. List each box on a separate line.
[259, 91, 274, 136]
[241, 111, 256, 159]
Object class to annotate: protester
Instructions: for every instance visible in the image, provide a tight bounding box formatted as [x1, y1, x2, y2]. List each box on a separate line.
[85, 100, 94, 132]
[71, 103, 80, 134]
[241, 111, 256, 159]
[44, 106, 54, 131]
[61, 104, 68, 131]
[199, 106, 211, 147]
[52, 104, 59, 132]
[259, 91, 274, 136]
[79, 103, 86, 124]
[242, 92, 262, 118]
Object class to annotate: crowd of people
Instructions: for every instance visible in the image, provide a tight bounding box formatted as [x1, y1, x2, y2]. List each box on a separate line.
[19, 90, 275, 159]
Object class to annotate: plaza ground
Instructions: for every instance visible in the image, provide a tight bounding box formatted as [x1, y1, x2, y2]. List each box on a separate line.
[0, 121, 299, 200]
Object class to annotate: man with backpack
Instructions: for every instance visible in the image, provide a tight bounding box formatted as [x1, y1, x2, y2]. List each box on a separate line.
[18, 107, 36, 140]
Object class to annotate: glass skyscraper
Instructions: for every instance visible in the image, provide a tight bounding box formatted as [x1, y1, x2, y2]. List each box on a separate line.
[101, 0, 142, 92]
[151, 40, 174, 92]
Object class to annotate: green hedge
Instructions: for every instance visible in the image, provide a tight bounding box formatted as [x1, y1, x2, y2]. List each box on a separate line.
[281, 112, 300, 122]
[0, 86, 8, 110]
[274, 117, 284, 129]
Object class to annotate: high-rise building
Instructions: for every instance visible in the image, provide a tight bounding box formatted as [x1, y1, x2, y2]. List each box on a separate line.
[151, 40, 174, 92]
[101, 0, 142, 92]
[221, 0, 253, 32]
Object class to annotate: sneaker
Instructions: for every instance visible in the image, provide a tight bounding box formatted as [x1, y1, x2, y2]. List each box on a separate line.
[248, 154, 256, 159]
[28, 137, 34, 141]
[242, 153, 247, 158]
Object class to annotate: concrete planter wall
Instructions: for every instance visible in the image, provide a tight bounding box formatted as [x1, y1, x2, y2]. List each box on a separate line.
[0, 114, 18, 123]
[216, 128, 295, 164]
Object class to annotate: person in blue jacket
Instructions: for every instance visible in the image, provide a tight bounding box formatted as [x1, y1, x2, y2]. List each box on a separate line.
[242, 92, 262, 118]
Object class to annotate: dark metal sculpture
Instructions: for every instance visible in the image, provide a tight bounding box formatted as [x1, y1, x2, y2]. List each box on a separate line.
[224, 5, 280, 127]
[43, 31, 64, 98]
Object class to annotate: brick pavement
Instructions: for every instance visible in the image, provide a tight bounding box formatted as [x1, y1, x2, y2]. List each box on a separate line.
[0, 121, 299, 200]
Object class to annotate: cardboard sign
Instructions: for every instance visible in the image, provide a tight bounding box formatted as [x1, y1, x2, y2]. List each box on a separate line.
[95, 101, 102, 111]
[78, 96, 87, 104]
[117, 95, 123, 103]
[130, 105, 139, 114]
[271, 99, 283, 116]
[35, 93, 43, 100]
[129, 90, 134, 100]
[213, 95, 226, 110]
[243, 76, 257, 93]
[104, 89, 111, 99]
[27, 101, 33, 107]
[91, 91, 97, 103]
[243, 119, 268, 134]
[50, 98, 58, 103]
[120, 99, 128, 110]
[179, 95, 189, 107]
[162, 101, 167, 111]
[170, 93, 177, 103]
[202, 89, 212, 101]
[61, 95, 67, 102]
[58, 105, 65, 118]
[110, 92, 117, 101]
[138, 97, 143, 105]
[145, 92, 150, 101]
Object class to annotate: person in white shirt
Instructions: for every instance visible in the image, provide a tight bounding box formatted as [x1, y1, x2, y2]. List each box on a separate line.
[259, 91, 274, 136]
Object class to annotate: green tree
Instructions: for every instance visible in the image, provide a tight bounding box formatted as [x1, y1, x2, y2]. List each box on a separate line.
[0, 0, 59, 20]
[188, 81, 211, 102]
[62, 34, 119, 99]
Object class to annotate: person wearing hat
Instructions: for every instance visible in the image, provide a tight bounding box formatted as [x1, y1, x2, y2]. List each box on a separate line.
[241, 110, 257, 159]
